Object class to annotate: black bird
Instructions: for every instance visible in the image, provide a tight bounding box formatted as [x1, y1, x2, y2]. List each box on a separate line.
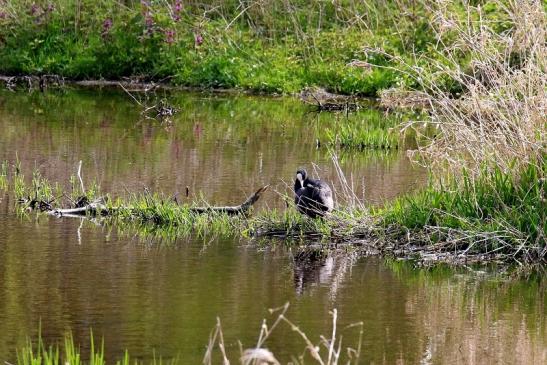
[294, 168, 334, 218]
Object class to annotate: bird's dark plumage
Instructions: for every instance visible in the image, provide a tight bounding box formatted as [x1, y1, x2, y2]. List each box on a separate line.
[294, 169, 334, 218]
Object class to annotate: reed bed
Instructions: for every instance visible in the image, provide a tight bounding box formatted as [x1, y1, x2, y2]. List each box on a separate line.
[378, 0, 545, 175]
[370, 0, 546, 263]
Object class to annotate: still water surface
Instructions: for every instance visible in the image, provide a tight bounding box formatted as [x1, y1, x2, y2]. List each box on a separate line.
[0, 89, 544, 364]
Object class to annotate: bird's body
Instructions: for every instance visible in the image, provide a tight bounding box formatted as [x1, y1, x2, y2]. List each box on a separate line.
[294, 169, 334, 218]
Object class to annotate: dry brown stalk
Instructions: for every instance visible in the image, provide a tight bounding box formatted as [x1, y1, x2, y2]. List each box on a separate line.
[203, 303, 363, 365]
[378, 0, 546, 176]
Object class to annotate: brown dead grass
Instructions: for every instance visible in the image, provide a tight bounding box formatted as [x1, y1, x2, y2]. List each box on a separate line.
[380, 0, 545, 176]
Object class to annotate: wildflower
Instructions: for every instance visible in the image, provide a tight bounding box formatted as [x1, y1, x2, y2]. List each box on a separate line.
[102, 18, 113, 38]
[172, 0, 183, 22]
[194, 32, 203, 46]
[174, 0, 182, 12]
[46, 3, 54, 13]
[164, 29, 175, 44]
[143, 11, 154, 35]
[30, 3, 40, 16]
[145, 14, 153, 27]
[0, 12, 6, 20]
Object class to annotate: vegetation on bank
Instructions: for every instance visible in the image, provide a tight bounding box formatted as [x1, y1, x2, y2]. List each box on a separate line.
[379, 164, 545, 260]
[1, 158, 543, 264]
[0, 0, 500, 95]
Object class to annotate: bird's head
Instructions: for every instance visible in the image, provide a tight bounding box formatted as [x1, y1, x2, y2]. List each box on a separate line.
[295, 168, 307, 189]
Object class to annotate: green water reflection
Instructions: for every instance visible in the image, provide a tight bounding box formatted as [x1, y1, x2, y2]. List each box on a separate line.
[0, 88, 424, 208]
[0, 215, 544, 364]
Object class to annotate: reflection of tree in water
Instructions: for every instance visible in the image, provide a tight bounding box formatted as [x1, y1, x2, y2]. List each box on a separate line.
[292, 248, 358, 299]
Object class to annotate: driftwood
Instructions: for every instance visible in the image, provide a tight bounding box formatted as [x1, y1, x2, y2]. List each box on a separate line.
[47, 185, 269, 218]
[189, 185, 269, 215]
[299, 87, 362, 112]
[0, 75, 65, 91]
[48, 201, 110, 217]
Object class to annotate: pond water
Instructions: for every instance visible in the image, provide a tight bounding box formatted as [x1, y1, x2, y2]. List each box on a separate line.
[0, 89, 544, 364]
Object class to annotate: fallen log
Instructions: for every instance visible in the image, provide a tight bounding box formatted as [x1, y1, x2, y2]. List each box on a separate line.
[47, 185, 269, 218]
[188, 185, 269, 215]
[48, 202, 110, 217]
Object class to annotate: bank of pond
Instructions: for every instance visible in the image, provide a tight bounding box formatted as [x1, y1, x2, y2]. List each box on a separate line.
[1, 160, 543, 267]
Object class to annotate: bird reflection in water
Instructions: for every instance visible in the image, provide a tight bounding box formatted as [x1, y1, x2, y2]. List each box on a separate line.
[292, 249, 357, 298]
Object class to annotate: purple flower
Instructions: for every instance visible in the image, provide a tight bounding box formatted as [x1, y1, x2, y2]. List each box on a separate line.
[172, 0, 183, 22]
[102, 18, 113, 38]
[0, 12, 6, 20]
[164, 29, 175, 44]
[30, 3, 40, 16]
[142, 11, 155, 35]
[46, 3, 55, 13]
[174, 0, 183, 12]
[194, 33, 203, 46]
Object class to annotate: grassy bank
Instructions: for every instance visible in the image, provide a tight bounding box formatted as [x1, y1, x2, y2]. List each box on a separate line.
[1, 158, 543, 265]
[0, 0, 482, 96]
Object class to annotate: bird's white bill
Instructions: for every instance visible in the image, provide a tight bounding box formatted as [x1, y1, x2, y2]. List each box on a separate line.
[296, 173, 304, 188]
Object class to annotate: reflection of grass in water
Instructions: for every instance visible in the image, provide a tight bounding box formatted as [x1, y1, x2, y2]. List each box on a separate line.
[17, 304, 362, 365]
[0, 161, 7, 191]
[0, 88, 418, 155]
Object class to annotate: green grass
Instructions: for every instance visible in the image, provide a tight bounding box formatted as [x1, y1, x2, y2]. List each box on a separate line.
[377, 163, 546, 256]
[0, 160, 7, 191]
[16, 331, 176, 365]
[327, 122, 400, 150]
[323, 108, 428, 151]
[0, 0, 476, 96]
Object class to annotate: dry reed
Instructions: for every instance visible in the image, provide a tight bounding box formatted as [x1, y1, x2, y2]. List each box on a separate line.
[203, 303, 363, 365]
[378, 0, 545, 175]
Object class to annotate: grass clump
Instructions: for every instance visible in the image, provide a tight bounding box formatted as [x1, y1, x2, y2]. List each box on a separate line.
[16, 331, 175, 365]
[113, 192, 248, 238]
[0, 160, 7, 191]
[327, 123, 399, 150]
[378, 164, 545, 262]
[325, 109, 401, 150]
